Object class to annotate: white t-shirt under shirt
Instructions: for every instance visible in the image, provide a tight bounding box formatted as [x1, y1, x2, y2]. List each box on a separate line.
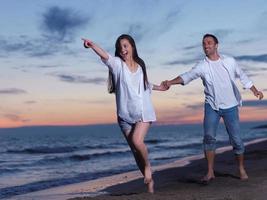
[102, 54, 156, 123]
[130, 67, 142, 95]
[208, 58, 238, 109]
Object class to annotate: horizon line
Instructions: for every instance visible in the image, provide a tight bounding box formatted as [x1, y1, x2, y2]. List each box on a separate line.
[0, 119, 266, 130]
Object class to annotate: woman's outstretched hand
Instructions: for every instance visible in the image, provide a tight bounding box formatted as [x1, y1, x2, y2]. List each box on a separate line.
[81, 38, 109, 60]
[82, 38, 93, 48]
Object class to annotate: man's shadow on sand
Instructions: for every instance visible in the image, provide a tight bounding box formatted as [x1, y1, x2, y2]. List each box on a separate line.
[182, 171, 239, 186]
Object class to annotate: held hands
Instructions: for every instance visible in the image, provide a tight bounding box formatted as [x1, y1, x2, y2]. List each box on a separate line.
[162, 80, 171, 89]
[157, 80, 171, 91]
[158, 81, 169, 91]
[82, 38, 93, 48]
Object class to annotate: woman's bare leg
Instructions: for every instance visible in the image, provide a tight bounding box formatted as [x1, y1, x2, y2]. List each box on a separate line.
[131, 122, 154, 193]
[122, 130, 145, 175]
[122, 122, 153, 193]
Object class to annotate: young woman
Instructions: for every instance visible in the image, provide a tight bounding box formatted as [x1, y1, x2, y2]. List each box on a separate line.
[82, 34, 168, 193]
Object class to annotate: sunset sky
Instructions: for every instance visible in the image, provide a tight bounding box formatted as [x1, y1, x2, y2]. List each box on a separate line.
[1, 0, 267, 128]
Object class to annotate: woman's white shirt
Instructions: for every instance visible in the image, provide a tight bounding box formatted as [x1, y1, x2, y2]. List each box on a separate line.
[102, 54, 156, 123]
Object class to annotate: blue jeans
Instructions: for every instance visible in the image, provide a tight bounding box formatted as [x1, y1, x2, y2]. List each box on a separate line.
[203, 103, 245, 155]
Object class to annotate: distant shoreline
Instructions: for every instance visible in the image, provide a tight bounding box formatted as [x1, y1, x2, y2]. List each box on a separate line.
[1, 120, 266, 130]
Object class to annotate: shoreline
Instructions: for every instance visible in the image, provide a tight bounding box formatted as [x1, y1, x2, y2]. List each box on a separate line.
[7, 137, 267, 200]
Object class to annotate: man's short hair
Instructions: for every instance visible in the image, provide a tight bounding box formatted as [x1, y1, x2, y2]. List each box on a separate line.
[203, 34, 219, 44]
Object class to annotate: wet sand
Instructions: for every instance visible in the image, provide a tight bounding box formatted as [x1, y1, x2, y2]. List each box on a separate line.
[70, 138, 267, 200]
[10, 138, 267, 200]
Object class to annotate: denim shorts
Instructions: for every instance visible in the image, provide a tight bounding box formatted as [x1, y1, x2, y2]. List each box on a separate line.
[117, 117, 136, 133]
[203, 103, 245, 155]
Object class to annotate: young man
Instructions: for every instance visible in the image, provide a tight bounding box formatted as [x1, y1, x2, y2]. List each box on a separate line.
[163, 34, 264, 182]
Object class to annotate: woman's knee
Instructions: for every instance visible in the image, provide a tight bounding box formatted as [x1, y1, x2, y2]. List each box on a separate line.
[132, 138, 145, 150]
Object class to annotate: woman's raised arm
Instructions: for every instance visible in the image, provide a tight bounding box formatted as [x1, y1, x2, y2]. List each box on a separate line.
[82, 38, 109, 61]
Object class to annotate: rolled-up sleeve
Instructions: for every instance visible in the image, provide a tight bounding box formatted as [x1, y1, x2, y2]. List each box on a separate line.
[180, 63, 203, 85]
[147, 82, 154, 93]
[234, 60, 253, 89]
[101, 54, 121, 74]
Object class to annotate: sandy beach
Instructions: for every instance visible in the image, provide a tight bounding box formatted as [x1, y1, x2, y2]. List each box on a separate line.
[11, 137, 267, 200]
[68, 138, 267, 200]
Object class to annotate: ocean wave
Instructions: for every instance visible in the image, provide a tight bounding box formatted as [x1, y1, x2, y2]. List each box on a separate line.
[6, 146, 78, 154]
[145, 139, 170, 144]
[70, 150, 130, 161]
[153, 155, 181, 161]
[153, 142, 202, 150]
[33, 149, 131, 165]
[0, 168, 22, 174]
[6, 143, 127, 155]
[85, 143, 125, 149]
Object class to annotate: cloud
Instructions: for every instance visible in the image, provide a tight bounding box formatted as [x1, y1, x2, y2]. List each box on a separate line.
[41, 6, 89, 42]
[154, 6, 181, 36]
[0, 36, 38, 56]
[183, 44, 200, 51]
[236, 38, 255, 44]
[258, 11, 267, 32]
[185, 103, 203, 110]
[0, 35, 74, 57]
[61, 98, 110, 104]
[24, 101, 37, 104]
[184, 100, 267, 111]
[164, 7, 181, 27]
[4, 114, 30, 122]
[0, 88, 27, 95]
[126, 23, 147, 42]
[0, 6, 90, 57]
[164, 54, 203, 66]
[242, 100, 267, 107]
[37, 65, 59, 69]
[56, 74, 106, 84]
[235, 54, 267, 63]
[123, 5, 181, 42]
[209, 29, 232, 41]
[165, 58, 198, 66]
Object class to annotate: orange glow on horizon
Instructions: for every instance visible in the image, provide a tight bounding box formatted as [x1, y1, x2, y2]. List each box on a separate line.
[1, 105, 266, 128]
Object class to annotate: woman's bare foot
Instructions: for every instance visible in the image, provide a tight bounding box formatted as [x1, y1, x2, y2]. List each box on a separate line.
[144, 166, 152, 184]
[147, 179, 154, 193]
[240, 168, 248, 180]
[144, 166, 154, 193]
[200, 174, 215, 184]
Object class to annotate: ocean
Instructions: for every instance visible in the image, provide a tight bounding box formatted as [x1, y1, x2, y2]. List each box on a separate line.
[0, 121, 266, 199]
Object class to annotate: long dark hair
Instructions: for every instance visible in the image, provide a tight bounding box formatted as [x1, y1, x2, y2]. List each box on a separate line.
[108, 34, 149, 93]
